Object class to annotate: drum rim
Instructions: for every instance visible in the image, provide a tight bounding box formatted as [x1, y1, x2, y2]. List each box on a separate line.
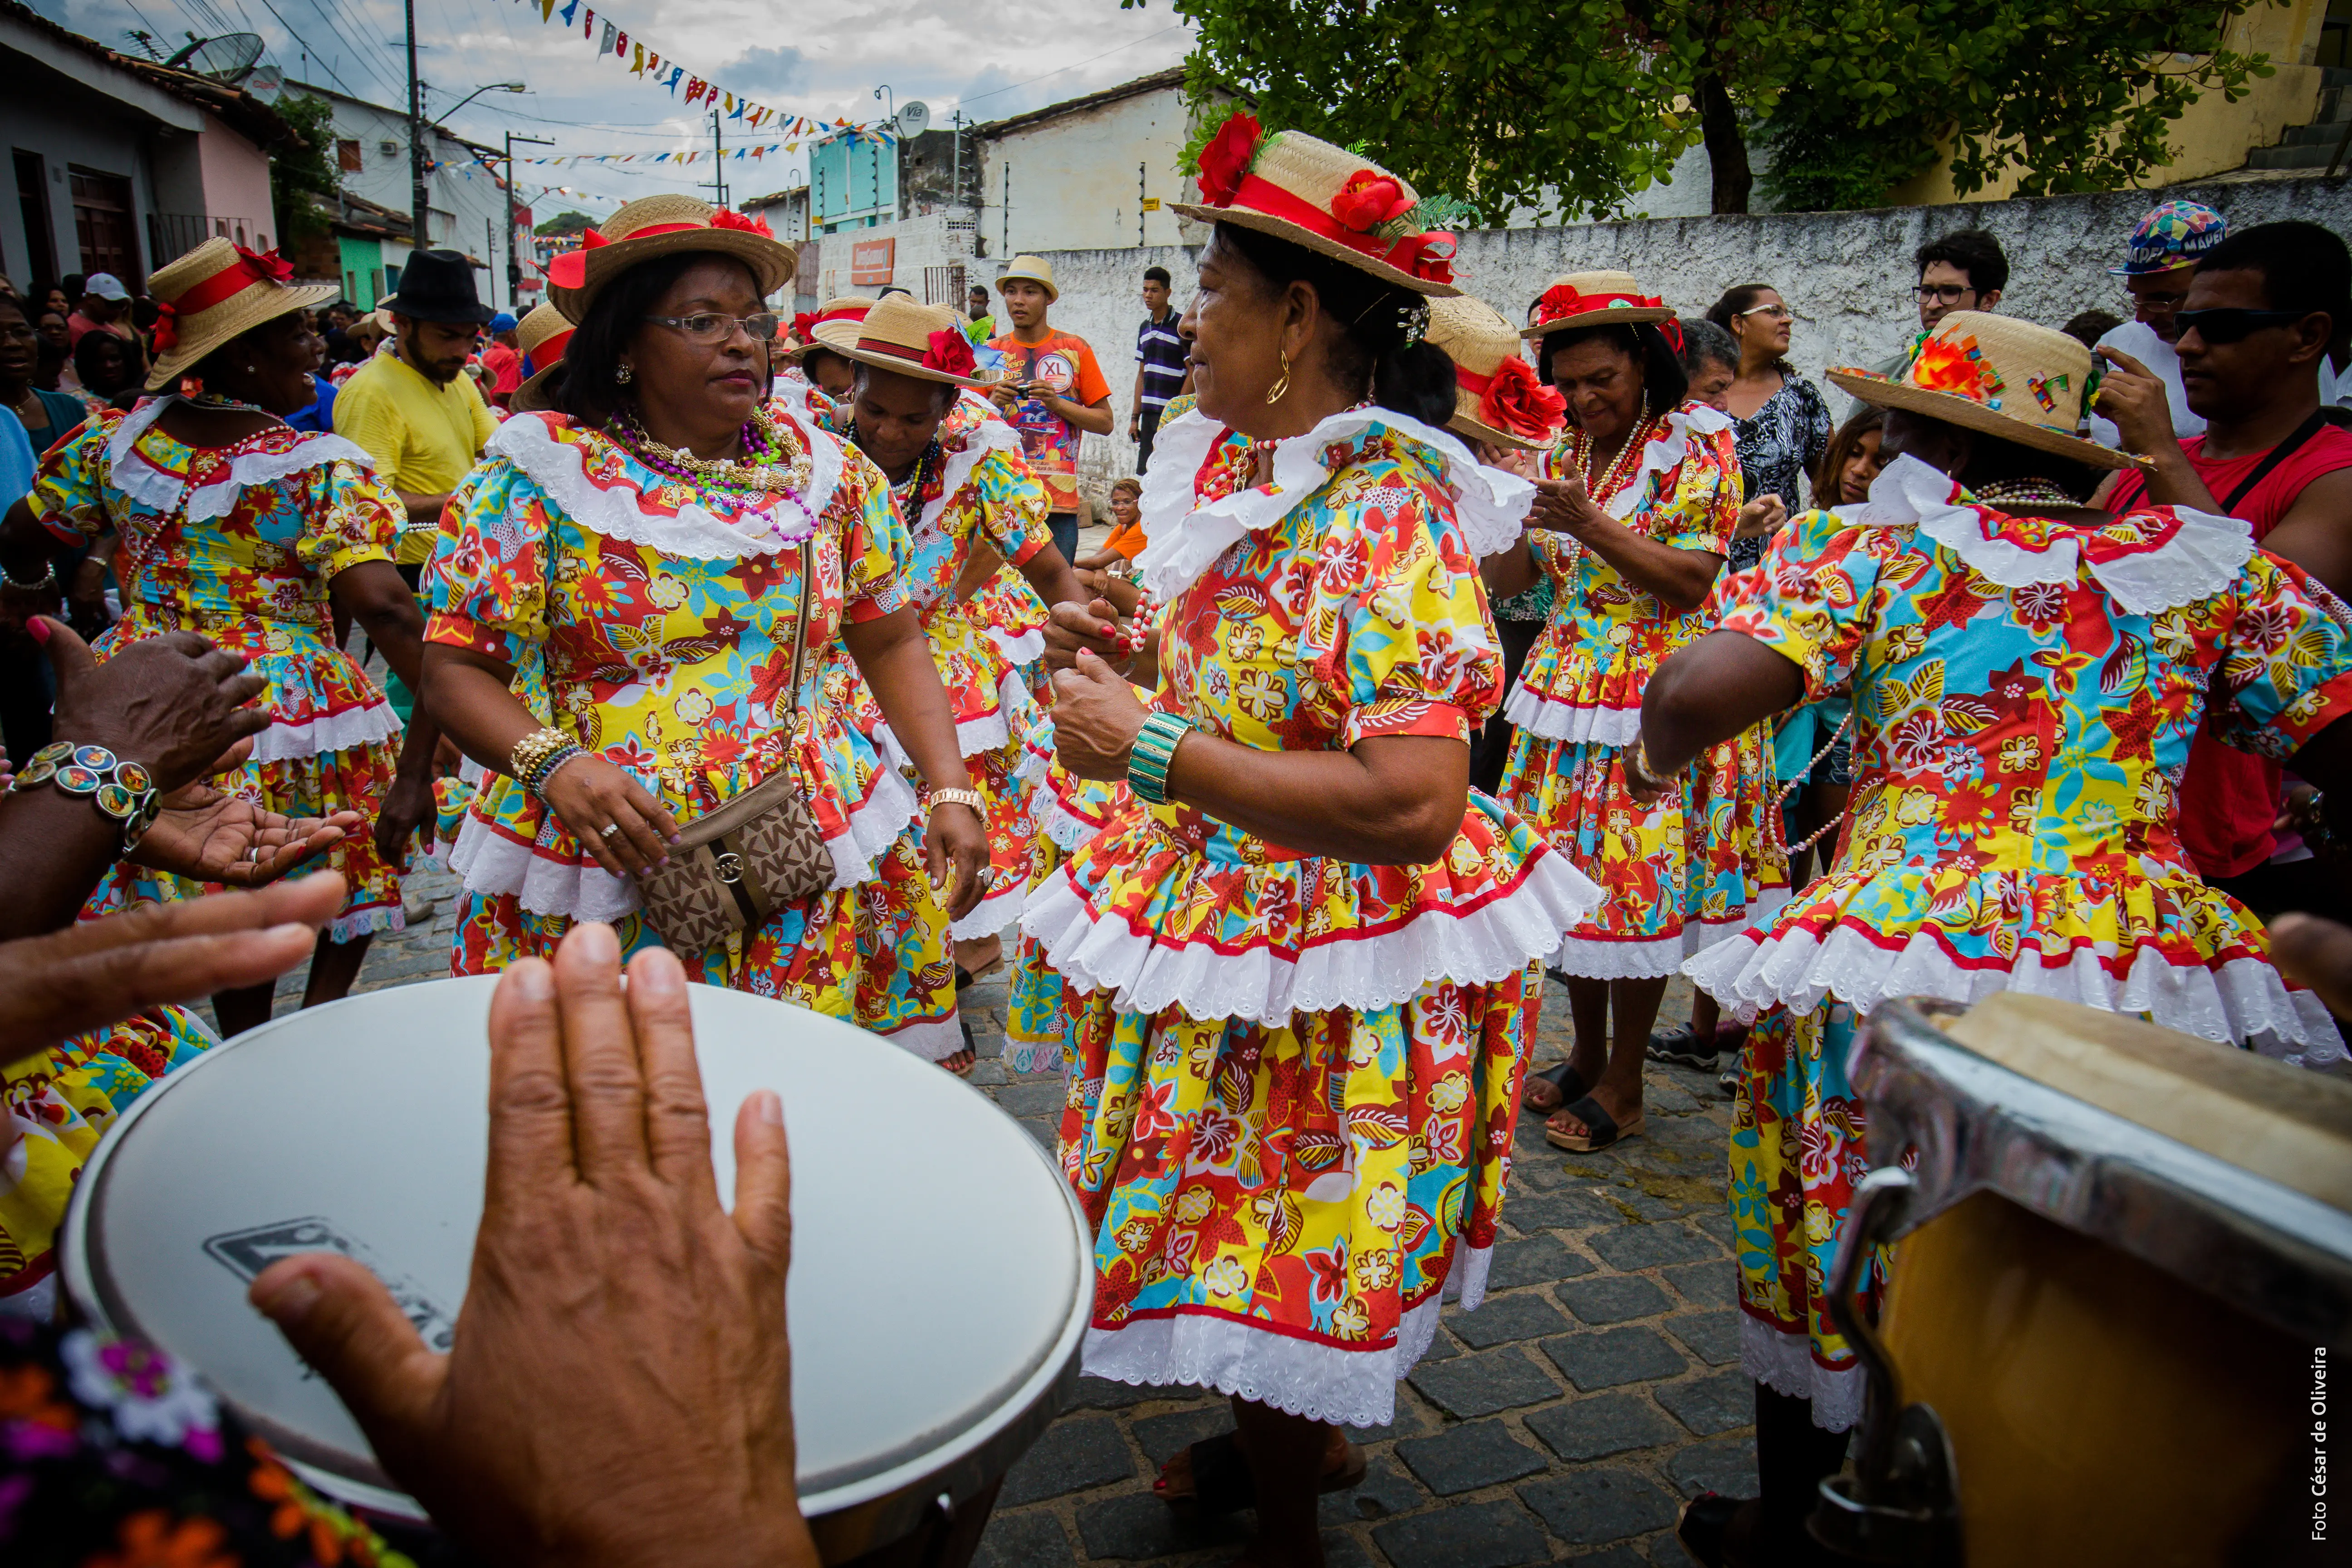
[61, 976, 1095, 1532]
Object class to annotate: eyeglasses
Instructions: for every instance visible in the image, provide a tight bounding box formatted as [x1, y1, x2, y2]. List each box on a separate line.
[2125, 287, 2190, 311]
[1736, 303, 1792, 321]
[1915, 284, 1976, 305]
[2176, 307, 2309, 344]
[643, 311, 782, 346]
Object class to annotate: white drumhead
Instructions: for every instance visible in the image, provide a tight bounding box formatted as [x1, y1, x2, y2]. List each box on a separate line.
[61, 977, 1090, 1524]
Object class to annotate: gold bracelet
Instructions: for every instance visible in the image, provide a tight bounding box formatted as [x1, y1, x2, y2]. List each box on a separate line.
[1631, 738, 1684, 791]
[509, 726, 573, 782]
[925, 787, 985, 815]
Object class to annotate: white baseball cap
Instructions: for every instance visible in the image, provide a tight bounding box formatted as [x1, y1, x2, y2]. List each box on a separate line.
[84, 273, 131, 302]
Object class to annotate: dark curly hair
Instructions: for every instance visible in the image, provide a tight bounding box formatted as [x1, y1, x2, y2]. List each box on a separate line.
[1215, 221, 1457, 429]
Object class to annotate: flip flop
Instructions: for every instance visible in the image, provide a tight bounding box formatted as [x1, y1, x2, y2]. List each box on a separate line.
[1546, 1094, 1644, 1152]
[1155, 1431, 1370, 1516]
[1523, 1061, 1590, 1113]
[1645, 1024, 1719, 1069]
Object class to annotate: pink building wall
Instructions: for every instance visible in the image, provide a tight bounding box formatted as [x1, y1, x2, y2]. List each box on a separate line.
[196, 113, 275, 251]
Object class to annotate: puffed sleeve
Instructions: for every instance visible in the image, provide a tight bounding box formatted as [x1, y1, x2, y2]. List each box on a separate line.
[27, 411, 120, 544]
[833, 446, 907, 623]
[1308, 483, 1502, 748]
[1714, 506, 1886, 699]
[1649, 423, 1739, 555]
[293, 456, 401, 580]
[421, 456, 552, 666]
[2205, 551, 2352, 760]
[974, 445, 1051, 568]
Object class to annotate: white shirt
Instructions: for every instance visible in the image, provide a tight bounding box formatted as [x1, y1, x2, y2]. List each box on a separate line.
[2087, 319, 2205, 448]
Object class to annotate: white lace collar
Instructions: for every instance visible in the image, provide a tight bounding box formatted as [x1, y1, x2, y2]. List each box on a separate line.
[104, 395, 378, 525]
[1543, 402, 1734, 522]
[1134, 403, 1534, 601]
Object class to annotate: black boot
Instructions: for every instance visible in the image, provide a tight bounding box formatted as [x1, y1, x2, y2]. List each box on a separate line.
[1754, 1382, 1856, 1565]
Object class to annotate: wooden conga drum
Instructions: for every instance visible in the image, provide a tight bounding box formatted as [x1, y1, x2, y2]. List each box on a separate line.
[60, 977, 1093, 1564]
[1818, 992, 2351, 1566]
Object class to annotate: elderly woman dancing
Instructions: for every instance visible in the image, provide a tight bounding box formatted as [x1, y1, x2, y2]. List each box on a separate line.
[421, 196, 986, 1005]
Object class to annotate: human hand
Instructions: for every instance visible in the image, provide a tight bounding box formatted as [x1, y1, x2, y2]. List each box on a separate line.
[539, 754, 680, 878]
[1128, 412, 1141, 440]
[1043, 596, 1132, 673]
[1075, 569, 1144, 620]
[246, 927, 816, 1568]
[1051, 651, 1153, 783]
[1736, 493, 1788, 541]
[924, 801, 989, 920]
[1621, 741, 1674, 808]
[0, 872, 344, 1068]
[130, 783, 359, 887]
[1528, 471, 1601, 534]
[375, 757, 436, 866]
[988, 383, 1019, 417]
[39, 616, 270, 792]
[2092, 347, 2180, 457]
[2266, 911, 2352, 1019]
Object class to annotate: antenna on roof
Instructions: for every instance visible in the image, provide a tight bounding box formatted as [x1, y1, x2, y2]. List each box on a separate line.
[163, 32, 266, 83]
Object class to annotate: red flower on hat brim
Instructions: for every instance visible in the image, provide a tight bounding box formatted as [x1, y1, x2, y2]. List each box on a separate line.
[1332, 170, 1415, 233]
[1196, 113, 1262, 208]
[1480, 356, 1566, 442]
[924, 329, 977, 379]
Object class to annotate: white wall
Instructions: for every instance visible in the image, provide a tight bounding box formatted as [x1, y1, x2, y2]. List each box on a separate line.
[977, 85, 1195, 258]
[306, 87, 520, 308]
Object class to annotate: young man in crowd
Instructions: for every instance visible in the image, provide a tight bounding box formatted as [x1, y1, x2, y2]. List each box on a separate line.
[64, 273, 135, 348]
[2087, 201, 2226, 447]
[1130, 264, 1187, 473]
[987, 255, 1112, 562]
[335, 250, 499, 548]
[967, 284, 995, 339]
[2099, 219, 2352, 916]
[478, 311, 523, 410]
[1843, 228, 2009, 415]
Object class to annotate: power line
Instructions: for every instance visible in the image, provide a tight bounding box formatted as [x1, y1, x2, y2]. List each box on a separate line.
[246, 0, 367, 95]
[955, 24, 1183, 109]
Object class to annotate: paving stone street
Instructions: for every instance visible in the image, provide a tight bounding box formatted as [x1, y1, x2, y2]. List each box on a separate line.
[259, 863, 1748, 1566]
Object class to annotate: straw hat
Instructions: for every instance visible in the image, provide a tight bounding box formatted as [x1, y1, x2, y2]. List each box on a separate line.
[545, 194, 794, 320]
[508, 300, 578, 413]
[995, 255, 1060, 304]
[1522, 272, 1674, 339]
[1430, 296, 1564, 451]
[1826, 312, 2144, 471]
[817, 294, 987, 388]
[1169, 113, 1460, 297]
[145, 236, 338, 390]
[796, 296, 877, 360]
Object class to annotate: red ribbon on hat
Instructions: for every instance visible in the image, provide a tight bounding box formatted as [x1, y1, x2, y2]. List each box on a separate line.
[152, 245, 298, 353]
[1455, 356, 1566, 441]
[546, 217, 764, 289]
[1536, 283, 1666, 327]
[1225, 173, 1456, 285]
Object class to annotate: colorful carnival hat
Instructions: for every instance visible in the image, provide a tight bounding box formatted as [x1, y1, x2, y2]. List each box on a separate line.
[1521, 271, 1674, 339]
[1826, 311, 2143, 471]
[818, 293, 986, 387]
[145, 236, 338, 390]
[995, 255, 1060, 303]
[1170, 113, 1460, 297]
[509, 300, 577, 413]
[2109, 200, 2227, 277]
[546, 194, 794, 319]
[796, 295, 877, 359]
[1430, 295, 1564, 451]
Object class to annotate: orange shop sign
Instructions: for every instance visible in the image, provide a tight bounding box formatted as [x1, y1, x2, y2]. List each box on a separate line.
[850, 238, 896, 287]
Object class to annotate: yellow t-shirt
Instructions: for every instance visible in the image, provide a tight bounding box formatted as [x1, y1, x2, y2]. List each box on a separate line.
[334, 348, 498, 562]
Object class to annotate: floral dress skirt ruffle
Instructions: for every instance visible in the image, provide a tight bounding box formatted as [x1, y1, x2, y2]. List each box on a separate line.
[2, 1005, 216, 1309]
[964, 564, 1052, 699]
[1007, 752, 1131, 1075]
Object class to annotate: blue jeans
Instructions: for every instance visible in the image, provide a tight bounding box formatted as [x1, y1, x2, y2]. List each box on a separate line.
[1050, 512, 1079, 564]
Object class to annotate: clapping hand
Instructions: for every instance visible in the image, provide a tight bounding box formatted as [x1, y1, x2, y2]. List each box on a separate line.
[1735, 493, 1788, 541]
[1052, 651, 1153, 783]
[131, 772, 360, 888]
[1043, 596, 1134, 674]
[1528, 471, 1602, 536]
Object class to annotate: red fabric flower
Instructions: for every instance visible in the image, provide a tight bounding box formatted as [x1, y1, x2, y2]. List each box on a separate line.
[1403, 232, 1456, 285]
[235, 245, 294, 284]
[152, 302, 180, 353]
[923, 328, 977, 377]
[712, 208, 774, 237]
[1480, 356, 1566, 441]
[1196, 112, 1262, 207]
[791, 311, 820, 344]
[1539, 283, 1585, 324]
[1332, 170, 1413, 232]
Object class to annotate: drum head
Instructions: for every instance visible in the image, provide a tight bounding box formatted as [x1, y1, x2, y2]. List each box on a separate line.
[61, 977, 1090, 1529]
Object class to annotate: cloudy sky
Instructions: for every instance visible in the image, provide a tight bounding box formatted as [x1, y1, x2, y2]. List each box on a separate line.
[34, 0, 1194, 215]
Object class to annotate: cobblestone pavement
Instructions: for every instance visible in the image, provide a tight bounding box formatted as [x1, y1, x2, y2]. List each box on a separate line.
[260, 867, 1742, 1567]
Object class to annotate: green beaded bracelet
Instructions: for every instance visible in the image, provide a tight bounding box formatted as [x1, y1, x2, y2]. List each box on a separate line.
[1127, 710, 1193, 806]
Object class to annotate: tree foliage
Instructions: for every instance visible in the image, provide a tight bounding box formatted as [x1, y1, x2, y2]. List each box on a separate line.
[268, 93, 342, 245]
[1135, 0, 2274, 217]
[536, 210, 598, 237]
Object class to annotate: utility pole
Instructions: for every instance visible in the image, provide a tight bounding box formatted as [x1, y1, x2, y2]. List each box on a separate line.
[405, 0, 427, 260]
[1001, 162, 1009, 257]
[1139, 162, 1146, 247]
[702, 106, 728, 207]
[505, 129, 554, 312]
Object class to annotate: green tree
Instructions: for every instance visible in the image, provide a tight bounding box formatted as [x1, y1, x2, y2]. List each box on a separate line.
[1135, 0, 2274, 218]
[268, 92, 341, 246]
[536, 210, 598, 238]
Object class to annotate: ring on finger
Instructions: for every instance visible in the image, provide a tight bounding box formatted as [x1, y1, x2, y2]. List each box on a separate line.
[600, 822, 622, 839]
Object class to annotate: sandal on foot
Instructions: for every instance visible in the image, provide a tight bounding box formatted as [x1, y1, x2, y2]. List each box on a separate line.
[1156, 1432, 1370, 1517]
[941, 1014, 977, 1078]
[1523, 1061, 1590, 1113]
[1545, 1094, 1643, 1152]
[1645, 1024, 1719, 1069]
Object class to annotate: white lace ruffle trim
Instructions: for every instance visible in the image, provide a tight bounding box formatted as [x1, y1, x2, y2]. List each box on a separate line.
[1133, 406, 1538, 602]
[487, 409, 848, 561]
[107, 397, 379, 523]
[949, 876, 1029, 942]
[247, 698, 402, 763]
[1683, 920, 2345, 1066]
[1861, 453, 2255, 615]
[1018, 848, 1601, 1027]
[986, 624, 1047, 667]
[1742, 1315, 1864, 1434]
[1079, 1242, 1490, 1430]
[1500, 684, 1640, 746]
[1598, 402, 1735, 522]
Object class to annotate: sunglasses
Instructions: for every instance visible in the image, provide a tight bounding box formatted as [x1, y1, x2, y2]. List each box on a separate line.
[2176, 307, 2309, 344]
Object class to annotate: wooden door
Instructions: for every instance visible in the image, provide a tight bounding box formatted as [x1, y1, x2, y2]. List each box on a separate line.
[69, 167, 137, 288]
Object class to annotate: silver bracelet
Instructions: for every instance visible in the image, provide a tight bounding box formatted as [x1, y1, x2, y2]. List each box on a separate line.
[2, 559, 57, 591]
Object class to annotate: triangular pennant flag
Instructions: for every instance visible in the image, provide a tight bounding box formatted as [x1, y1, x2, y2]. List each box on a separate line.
[582, 6, 593, 38]
[630, 41, 642, 71]
[722, 92, 733, 111]
[539, 0, 554, 21]
[665, 65, 682, 91]
[557, 0, 577, 26]
[598, 19, 614, 55]
[730, 97, 745, 121]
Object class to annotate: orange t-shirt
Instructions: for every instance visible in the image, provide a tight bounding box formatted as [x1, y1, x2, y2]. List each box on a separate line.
[988, 328, 1109, 515]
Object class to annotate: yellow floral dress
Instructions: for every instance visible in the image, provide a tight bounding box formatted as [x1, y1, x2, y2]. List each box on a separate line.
[426, 406, 919, 1014]
[1018, 406, 1599, 1426]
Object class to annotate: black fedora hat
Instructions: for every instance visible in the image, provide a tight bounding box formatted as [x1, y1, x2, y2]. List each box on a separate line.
[383, 249, 491, 326]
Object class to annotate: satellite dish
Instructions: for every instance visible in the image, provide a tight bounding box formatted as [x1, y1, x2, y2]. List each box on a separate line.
[165, 32, 265, 82]
[247, 63, 284, 98]
[897, 101, 930, 139]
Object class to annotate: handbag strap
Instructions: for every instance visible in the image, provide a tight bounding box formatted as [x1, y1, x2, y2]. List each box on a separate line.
[784, 534, 813, 723]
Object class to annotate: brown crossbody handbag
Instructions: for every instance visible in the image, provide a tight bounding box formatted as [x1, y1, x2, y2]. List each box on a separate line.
[634, 537, 834, 951]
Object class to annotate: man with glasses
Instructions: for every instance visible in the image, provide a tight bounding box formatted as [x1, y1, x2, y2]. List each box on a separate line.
[1843, 228, 2011, 416]
[2087, 201, 2226, 447]
[2098, 219, 2352, 913]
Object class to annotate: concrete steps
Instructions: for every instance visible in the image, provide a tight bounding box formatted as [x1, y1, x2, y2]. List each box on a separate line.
[2246, 71, 2352, 171]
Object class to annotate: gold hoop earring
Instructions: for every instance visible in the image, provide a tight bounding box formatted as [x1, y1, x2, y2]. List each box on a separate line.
[1264, 346, 1290, 406]
[615, 363, 634, 385]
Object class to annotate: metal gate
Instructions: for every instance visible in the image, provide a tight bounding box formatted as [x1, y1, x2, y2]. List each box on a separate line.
[922, 263, 966, 308]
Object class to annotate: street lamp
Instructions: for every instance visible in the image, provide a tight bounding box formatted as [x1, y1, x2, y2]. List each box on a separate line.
[410, 78, 525, 266]
[874, 83, 893, 123]
[438, 80, 527, 121]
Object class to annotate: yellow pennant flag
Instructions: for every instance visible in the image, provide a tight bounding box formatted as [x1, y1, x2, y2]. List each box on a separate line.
[723, 92, 734, 111]
[631, 42, 643, 72]
[539, 0, 554, 19]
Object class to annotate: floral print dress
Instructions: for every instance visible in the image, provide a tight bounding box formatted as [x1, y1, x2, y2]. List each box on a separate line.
[815, 391, 1058, 1060]
[32, 398, 411, 942]
[1725, 373, 1832, 572]
[1686, 453, 2352, 1430]
[426, 406, 922, 1020]
[1015, 406, 1600, 1427]
[1498, 402, 1784, 977]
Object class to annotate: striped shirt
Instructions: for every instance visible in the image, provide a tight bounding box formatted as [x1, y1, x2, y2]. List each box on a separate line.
[1136, 310, 1186, 411]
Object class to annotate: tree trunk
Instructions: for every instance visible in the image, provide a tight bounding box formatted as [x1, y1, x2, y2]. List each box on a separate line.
[1697, 71, 1753, 215]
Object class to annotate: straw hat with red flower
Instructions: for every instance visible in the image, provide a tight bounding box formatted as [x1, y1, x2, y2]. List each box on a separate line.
[145, 236, 338, 391]
[509, 300, 578, 413]
[1827, 311, 2144, 470]
[816, 294, 985, 388]
[1522, 271, 1676, 340]
[1430, 296, 1565, 451]
[797, 296, 878, 361]
[1172, 113, 1461, 297]
[545, 194, 794, 319]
